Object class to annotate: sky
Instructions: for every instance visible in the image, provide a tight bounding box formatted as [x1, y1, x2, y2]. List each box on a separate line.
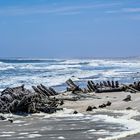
[0, 0, 140, 58]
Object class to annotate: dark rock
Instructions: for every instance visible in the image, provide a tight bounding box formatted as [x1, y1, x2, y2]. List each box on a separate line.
[8, 119, 13, 123]
[106, 101, 111, 106]
[60, 100, 64, 106]
[123, 95, 131, 102]
[73, 110, 78, 114]
[126, 107, 132, 110]
[99, 104, 106, 108]
[92, 106, 97, 109]
[86, 106, 93, 111]
[0, 115, 6, 120]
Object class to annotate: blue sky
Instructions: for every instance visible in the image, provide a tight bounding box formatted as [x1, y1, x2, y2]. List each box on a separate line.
[0, 0, 140, 58]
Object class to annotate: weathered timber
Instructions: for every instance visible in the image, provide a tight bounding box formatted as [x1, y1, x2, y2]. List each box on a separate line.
[49, 87, 58, 95]
[66, 79, 78, 88]
[95, 87, 124, 93]
[40, 84, 56, 96]
[107, 81, 112, 87]
[122, 84, 139, 93]
[49, 96, 79, 101]
[115, 81, 119, 88]
[87, 81, 95, 92]
[32, 86, 46, 97]
[99, 82, 103, 88]
[37, 85, 50, 97]
[66, 79, 82, 93]
[0, 85, 61, 114]
[87, 84, 93, 92]
[40, 84, 52, 96]
[111, 81, 115, 88]
[103, 81, 108, 87]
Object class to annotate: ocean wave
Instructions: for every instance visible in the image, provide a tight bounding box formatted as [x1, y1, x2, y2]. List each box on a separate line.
[0, 58, 64, 64]
[88, 59, 140, 69]
[60, 59, 89, 65]
[46, 64, 81, 70]
[0, 58, 140, 90]
[0, 66, 15, 71]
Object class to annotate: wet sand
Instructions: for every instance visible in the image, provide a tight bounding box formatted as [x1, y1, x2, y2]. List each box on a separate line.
[0, 111, 125, 140]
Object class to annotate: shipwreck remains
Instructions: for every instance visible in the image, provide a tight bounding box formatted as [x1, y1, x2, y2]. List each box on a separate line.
[0, 84, 61, 114]
[0, 78, 140, 116]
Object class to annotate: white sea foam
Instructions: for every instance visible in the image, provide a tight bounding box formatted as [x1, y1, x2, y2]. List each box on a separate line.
[1, 58, 140, 91]
[1, 131, 15, 134]
[46, 64, 81, 70]
[0, 134, 12, 137]
[0, 66, 15, 71]
[19, 132, 29, 135]
[60, 59, 89, 65]
[90, 130, 110, 135]
[17, 136, 26, 139]
[96, 110, 140, 140]
[27, 134, 42, 138]
[43, 108, 84, 119]
[58, 136, 65, 139]
[13, 120, 26, 124]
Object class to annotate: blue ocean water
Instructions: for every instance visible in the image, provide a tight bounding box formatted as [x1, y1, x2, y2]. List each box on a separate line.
[0, 58, 140, 91]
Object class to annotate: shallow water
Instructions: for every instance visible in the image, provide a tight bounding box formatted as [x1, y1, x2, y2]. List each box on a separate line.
[0, 109, 140, 140]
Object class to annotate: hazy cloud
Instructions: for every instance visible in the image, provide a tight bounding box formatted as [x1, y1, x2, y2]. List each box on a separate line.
[123, 8, 140, 13]
[0, 2, 121, 16]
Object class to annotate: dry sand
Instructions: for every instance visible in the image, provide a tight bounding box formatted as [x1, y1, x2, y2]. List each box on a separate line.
[60, 91, 140, 113]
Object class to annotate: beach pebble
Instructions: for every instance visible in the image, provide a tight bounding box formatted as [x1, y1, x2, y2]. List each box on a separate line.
[123, 95, 131, 102]
[99, 104, 106, 108]
[126, 107, 132, 110]
[86, 106, 93, 111]
[73, 110, 78, 114]
[0, 115, 6, 120]
[92, 106, 97, 109]
[106, 101, 111, 106]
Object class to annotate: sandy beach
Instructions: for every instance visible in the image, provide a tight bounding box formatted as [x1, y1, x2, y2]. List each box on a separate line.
[60, 91, 140, 113]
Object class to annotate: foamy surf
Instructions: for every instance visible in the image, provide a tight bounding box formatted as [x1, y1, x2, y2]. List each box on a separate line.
[0, 58, 140, 91]
[96, 110, 140, 140]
